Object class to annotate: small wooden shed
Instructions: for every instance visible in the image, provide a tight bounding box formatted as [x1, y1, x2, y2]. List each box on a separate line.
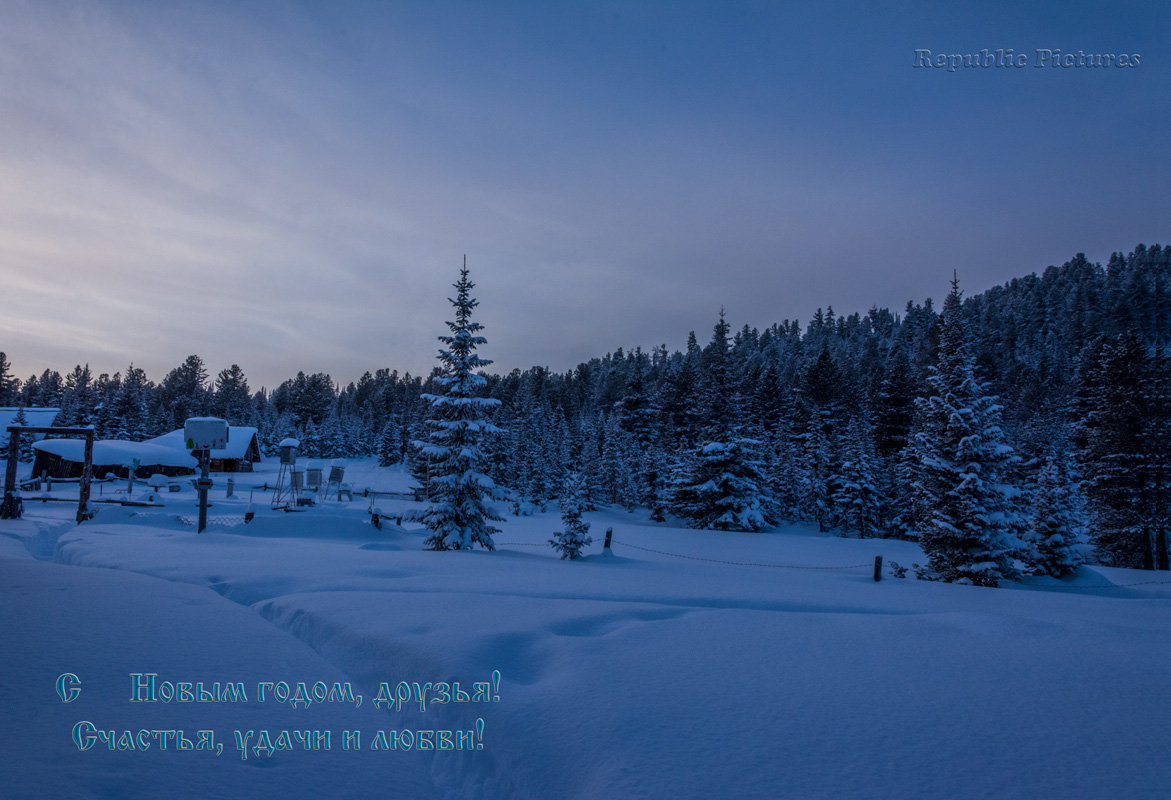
[146, 426, 263, 472]
[32, 439, 197, 479]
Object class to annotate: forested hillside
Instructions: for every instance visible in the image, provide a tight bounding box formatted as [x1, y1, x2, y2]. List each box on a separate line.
[3, 243, 1168, 570]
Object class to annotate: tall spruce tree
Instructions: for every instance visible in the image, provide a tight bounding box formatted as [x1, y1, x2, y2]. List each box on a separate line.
[670, 311, 772, 531]
[1145, 339, 1171, 570]
[909, 278, 1023, 586]
[112, 365, 152, 440]
[11, 405, 34, 462]
[639, 446, 670, 522]
[408, 263, 505, 551]
[874, 344, 917, 459]
[1026, 443, 1086, 577]
[615, 349, 658, 446]
[213, 364, 253, 423]
[798, 419, 834, 531]
[378, 417, 403, 466]
[62, 364, 96, 426]
[406, 419, 436, 501]
[836, 412, 884, 538]
[158, 355, 209, 429]
[1080, 332, 1171, 569]
[0, 352, 17, 405]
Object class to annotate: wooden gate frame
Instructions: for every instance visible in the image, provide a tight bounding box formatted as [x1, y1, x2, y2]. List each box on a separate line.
[1, 426, 95, 524]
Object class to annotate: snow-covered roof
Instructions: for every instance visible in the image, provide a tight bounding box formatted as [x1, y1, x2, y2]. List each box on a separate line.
[0, 407, 62, 446]
[147, 427, 260, 461]
[279, 437, 299, 448]
[33, 438, 197, 468]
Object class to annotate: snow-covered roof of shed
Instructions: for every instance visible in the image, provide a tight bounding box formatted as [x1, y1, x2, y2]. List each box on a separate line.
[1, 407, 61, 437]
[33, 438, 197, 468]
[147, 427, 260, 460]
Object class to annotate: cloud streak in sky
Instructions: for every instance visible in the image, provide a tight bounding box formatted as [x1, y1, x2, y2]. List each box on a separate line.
[0, 0, 1166, 388]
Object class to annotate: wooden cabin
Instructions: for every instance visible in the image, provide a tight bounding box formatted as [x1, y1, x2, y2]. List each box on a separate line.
[146, 426, 262, 472]
[31, 439, 197, 479]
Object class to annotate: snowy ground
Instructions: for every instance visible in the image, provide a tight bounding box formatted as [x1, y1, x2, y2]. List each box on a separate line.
[4, 458, 1171, 799]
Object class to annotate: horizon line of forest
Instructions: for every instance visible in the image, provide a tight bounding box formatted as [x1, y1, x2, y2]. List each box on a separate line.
[2, 242, 1168, 574]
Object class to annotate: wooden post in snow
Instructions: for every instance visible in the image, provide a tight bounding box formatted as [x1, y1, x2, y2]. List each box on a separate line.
[78, 429, 94, 523]
[1, 428, 20, 519]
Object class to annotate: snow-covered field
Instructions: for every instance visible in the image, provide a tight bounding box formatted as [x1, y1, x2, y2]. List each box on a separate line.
[4, 458, 1171, 799]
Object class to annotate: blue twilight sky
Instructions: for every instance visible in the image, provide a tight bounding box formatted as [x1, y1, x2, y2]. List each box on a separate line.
[0, 0, 1167, 389]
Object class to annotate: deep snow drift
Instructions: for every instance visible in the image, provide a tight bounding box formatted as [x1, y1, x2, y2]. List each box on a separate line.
[3, 459, 1171, 799]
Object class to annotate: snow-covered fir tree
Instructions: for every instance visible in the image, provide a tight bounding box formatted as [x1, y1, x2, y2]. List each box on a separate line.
[908, 278, 1023, 586]
[835, 412, 884, 538]
[0, 352, 18, 405]
[258, 408, 296, 458]
[600, 413, 638, 509]
[378, 417, 403, 466]
[797, 419, 834, 532]
[549, 470, 592, 559]
[764, 426, 801, 522]
[1079, 331, 1171, 569]
[60, 364, 97, 427]
[886, 436, 925, 541]
[29, 368, 63, 409]
[795, 344, 850, 530]
[874, 344, 917, 460]
[212, 364, 253, 424]
[11, 406, 35, 463]
[407, 263, 505, 551]
[298, 419, 321, 458]
[542, 407, 571, 503]
[1026, 443, 1086, 577]
[614, 350, 658, 447]
[638, 446, 670, 522]
[157, 355, 210, 430]
[106, 365, 151, 440]
[1145, 339, 1171, 570]
[343, 412, 376, 458]
[318, 413, 346, 458]
[670, 311, 772, 531]
[407, 419, 436, 501]
[575, 412, 605, 511]
[524, 404, 560, 510]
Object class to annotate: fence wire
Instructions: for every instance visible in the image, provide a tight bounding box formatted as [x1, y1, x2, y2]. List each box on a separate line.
[500, 537, 1171, 587]
[499, 536, 871, 571]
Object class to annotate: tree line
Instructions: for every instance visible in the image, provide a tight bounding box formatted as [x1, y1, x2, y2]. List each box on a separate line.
[2, 243, 1168, 577]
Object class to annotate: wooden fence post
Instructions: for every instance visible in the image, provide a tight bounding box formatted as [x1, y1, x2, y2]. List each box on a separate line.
[1, 430, 20, 519]
[78, 430, 93, 523]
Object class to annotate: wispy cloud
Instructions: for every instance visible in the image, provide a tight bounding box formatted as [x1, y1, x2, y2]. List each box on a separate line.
[0, 1, 1165, 387]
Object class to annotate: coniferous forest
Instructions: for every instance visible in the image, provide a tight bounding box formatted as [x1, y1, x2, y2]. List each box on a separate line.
[3, 243, 1169, 575]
